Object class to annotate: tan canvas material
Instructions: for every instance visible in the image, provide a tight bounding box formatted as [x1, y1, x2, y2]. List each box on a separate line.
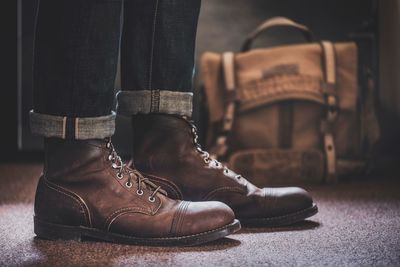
[200, 17, 379, 185]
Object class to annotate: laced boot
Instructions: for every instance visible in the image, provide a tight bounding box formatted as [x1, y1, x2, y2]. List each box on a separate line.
[132, 114, 318, 227]
[34, 138, 240, 246]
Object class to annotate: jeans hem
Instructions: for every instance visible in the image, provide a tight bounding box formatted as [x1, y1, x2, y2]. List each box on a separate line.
[116, 90, 193, 117]
[29, 110, 116, 140]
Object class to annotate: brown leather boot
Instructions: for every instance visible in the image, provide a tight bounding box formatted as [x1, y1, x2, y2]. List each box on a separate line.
[34, 138, 240, 246]
[132, 114, 318, 227]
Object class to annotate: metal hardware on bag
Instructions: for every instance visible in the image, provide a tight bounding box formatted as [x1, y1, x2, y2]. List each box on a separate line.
[324, 134, 337, 181]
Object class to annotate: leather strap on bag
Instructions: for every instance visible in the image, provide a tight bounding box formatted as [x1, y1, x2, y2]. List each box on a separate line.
[320, 41, 338, 183]
[211, 52, 237, 159]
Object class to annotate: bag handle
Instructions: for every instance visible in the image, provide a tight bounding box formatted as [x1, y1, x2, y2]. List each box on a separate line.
[241, 17, 314, 52]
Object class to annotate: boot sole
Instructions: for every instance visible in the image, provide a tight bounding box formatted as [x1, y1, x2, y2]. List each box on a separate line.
[34, 216, 241, 246]
[238, 203, 318, 227]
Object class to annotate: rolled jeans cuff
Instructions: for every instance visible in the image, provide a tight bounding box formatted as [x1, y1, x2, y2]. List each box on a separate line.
[116, 90, 193, 117]
[29, 110, 116, 140]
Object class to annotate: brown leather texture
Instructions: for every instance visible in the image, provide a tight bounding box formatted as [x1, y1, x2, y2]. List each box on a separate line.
[34, 139, 235, 238]
[132, 114, 314, 220]
[200, 18, 380, 184]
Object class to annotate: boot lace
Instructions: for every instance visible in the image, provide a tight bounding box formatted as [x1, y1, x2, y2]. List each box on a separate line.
[106, 138, 165, 202]
[184, 118, 242, 180]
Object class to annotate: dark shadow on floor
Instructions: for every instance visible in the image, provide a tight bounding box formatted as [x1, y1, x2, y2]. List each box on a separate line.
[238, 220, 320, 234]
[32, 235, 241, 251]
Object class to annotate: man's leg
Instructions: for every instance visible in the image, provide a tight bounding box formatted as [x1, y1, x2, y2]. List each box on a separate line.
[32, 0, 121, 138]
[119, 0, 317, 227]
[31, 0, 238, 245]
[118, 0, 199, 116]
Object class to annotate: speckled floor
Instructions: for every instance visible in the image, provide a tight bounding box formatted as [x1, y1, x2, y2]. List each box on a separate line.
[0, 163, 399, 266]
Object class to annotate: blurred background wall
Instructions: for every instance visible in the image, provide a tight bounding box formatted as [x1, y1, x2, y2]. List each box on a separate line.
[379, 0, 400, 158]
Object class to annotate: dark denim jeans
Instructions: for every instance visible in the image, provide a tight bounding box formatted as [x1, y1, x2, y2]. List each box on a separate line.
[31, 0, 201, 139]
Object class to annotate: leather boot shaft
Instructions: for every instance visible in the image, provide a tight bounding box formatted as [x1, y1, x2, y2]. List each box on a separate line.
[43, 138, 106, 181]
[132, 114, 195, 172]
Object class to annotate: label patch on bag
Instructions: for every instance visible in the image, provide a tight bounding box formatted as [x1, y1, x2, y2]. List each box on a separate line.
[262, 64, 299, 79]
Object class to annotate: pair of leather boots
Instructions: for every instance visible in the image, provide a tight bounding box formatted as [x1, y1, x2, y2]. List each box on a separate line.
[34, 114, 318, 246]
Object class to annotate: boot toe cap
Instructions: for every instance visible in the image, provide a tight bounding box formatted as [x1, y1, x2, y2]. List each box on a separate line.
[265, 186, 314, 215]
[174, 201, 235, 236]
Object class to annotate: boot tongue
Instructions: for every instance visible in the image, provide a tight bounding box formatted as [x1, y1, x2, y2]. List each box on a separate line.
[105, 139, 166, 196]
[180, 117, 249, 186]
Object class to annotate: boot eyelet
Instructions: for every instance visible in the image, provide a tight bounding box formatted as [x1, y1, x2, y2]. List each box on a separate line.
[108, 155, 113, 161]
[136, 190, 144, 196]
[106, 142, 111, 148]
[112, 163, 118, 169]
[148, 196, 156, 203]
[125, 182, 132, 188]
[224, 169, 229, 174]
[204, 158, 210, 164]
[117, 173, 123, 179]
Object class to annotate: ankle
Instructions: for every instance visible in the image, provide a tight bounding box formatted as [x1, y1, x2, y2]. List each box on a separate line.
[43, 137, 106, 179]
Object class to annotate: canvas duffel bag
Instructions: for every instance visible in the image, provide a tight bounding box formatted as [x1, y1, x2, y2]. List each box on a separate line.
[200, 17, 380, 185]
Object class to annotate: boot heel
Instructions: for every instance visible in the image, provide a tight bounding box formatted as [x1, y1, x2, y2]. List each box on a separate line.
[34, 216, 83, 241]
